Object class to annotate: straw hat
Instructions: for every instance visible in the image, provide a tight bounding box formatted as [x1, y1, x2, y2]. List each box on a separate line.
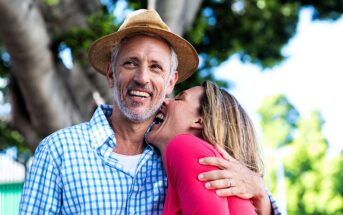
[88, 9, 199, 83]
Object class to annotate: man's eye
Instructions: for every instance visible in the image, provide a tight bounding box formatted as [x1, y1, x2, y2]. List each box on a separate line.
[123, 61, 136, 67]
[151, 64, 162, 71]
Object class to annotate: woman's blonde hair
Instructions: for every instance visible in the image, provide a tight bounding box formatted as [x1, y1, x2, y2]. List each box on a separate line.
[200, 80, 264, 175]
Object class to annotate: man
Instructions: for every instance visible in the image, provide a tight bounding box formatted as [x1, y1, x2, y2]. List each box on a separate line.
[19, 9, 279, 214]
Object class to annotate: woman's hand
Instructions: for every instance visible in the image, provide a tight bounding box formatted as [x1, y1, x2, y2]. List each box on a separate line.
[198, 144, 272, 215]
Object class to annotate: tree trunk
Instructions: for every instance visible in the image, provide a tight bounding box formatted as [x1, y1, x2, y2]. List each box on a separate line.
[0, 0, 86, 149]
[155, 0, 203, 36]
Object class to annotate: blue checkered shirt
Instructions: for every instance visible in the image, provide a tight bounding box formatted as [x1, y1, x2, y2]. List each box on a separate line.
[19, 105, 167, 214]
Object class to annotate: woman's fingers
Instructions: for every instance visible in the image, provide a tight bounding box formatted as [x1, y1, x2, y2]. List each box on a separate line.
[199, 156, 264, 200]
[199, 157, 233, 169]
[198, 169, 231, 181]
[203, 178, 234, 190]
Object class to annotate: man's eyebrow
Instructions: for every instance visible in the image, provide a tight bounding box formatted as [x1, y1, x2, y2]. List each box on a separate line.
[150, 59, 162, 63]
[150, 59, 165, 67]
[125, 56, 139, 61]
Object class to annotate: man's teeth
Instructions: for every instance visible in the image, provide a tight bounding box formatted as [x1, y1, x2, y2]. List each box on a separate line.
[129, 90, 149, 98]
[156, 113, 164, 122]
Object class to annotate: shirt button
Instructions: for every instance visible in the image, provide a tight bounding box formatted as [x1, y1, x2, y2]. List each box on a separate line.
[129, 208, 135, 214]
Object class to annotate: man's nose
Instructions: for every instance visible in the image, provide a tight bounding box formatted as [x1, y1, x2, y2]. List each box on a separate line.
[133, 66, 149, 85]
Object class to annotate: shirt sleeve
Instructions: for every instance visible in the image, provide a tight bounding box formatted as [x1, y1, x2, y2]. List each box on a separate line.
[165, 134, 256, 215]
[19, 139, 62, 214]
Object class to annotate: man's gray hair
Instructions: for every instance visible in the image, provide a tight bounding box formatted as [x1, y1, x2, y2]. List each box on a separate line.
[110, 32, 178, 81]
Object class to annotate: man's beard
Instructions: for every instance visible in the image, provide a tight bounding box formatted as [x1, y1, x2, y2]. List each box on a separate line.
[113, 81, 168, 123]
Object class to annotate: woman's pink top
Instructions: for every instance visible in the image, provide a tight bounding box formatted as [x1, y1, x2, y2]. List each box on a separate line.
[163, 134, 256, 215]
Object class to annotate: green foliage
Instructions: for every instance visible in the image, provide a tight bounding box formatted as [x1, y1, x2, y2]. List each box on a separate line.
[284, 112, 327, 178]
[185, 0, 343, 70]
[60, 12, 119, 67]
[177, 0, 343, 91]
[44, 0, 60, 6]
[282, 112, 333, 215]
[299, 0, 343, 20]
[258, 94, 299, 148]
[185, 1, 300, 69]
[127, 0, 145, 9]
[263, 155, 277, 193]
[320, 155, 343, 215]
[0, 121, 29, 157]
[259, 96, 342, 214]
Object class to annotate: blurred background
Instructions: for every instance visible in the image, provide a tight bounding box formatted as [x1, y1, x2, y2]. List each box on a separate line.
[0, 0, 342, 214]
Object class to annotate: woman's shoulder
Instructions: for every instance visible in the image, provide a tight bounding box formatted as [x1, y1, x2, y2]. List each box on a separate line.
[170, 133, 204, 143]
[168, 134, 206, 149]
[167, 134, 221, 157]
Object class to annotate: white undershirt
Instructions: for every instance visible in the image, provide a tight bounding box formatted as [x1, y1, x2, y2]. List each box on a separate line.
[112, 152, 142, 175]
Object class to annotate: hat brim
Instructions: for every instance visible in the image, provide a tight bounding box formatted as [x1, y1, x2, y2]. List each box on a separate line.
[88, 26, 199, 84]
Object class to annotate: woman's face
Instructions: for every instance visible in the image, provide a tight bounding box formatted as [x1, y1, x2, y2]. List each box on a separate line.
[146, 86, 204, 146]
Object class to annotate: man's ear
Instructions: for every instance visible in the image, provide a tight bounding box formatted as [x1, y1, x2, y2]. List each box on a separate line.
[106, 63, 114, 88]
[190, 117, 203, 130]
[166, 71, 178, 96]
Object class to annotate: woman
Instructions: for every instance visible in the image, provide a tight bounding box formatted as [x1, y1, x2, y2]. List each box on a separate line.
[146, 80, 263, 215]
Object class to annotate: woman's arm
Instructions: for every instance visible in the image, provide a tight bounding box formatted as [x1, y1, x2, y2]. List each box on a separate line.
[165, 134, 255, 215]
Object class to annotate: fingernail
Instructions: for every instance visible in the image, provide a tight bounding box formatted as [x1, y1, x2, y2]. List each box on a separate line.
[205, 182, 211, 188]
[199, 158, 204, 163]
[198, 174, 204, 180]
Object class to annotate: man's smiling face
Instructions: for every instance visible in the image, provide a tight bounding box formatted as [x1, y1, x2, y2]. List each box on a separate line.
[109, 35, 177, 123]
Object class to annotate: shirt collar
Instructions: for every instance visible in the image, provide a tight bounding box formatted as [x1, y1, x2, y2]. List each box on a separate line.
[88, 104, 156, 151]
[88, 104, 115, 148]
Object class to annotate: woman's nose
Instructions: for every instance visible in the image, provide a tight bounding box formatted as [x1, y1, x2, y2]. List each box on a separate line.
[163, 98, 172, 106]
